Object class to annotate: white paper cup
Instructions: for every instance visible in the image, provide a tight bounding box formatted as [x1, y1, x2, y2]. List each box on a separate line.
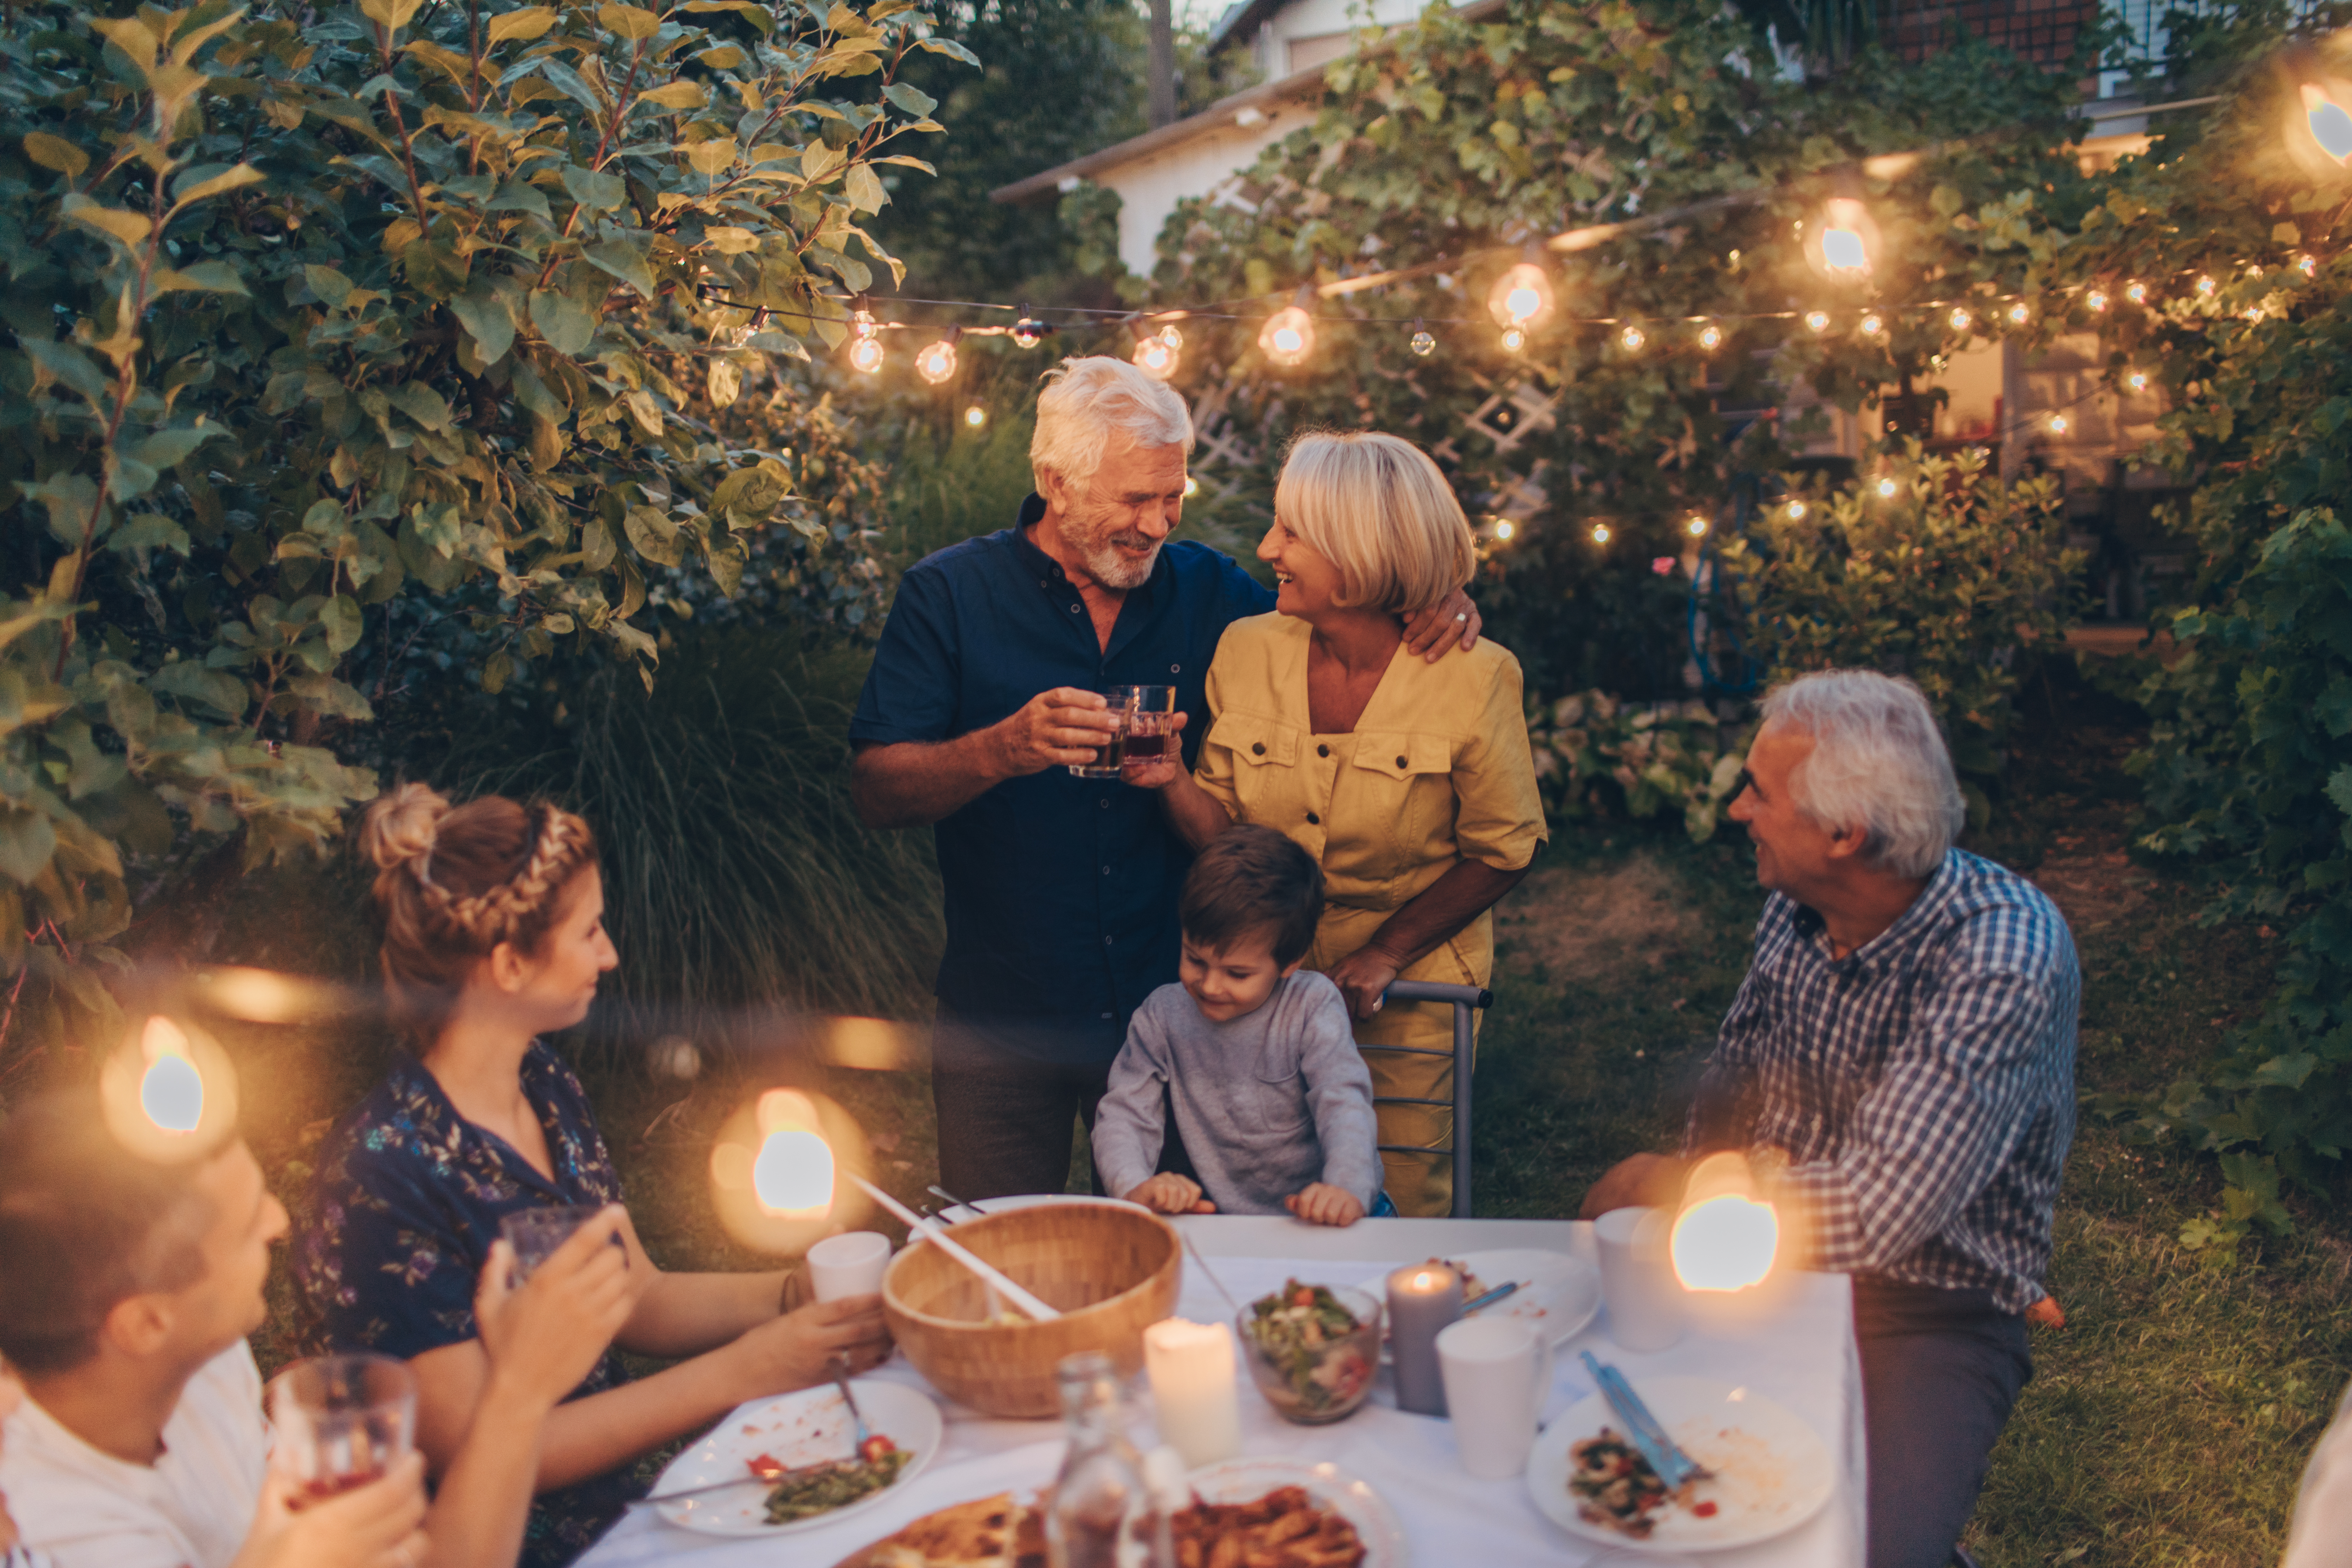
[1594, 1206, 1686, 1352]
[807, 1231, 891, 1302]
[1436, 1315, 1554, 1479]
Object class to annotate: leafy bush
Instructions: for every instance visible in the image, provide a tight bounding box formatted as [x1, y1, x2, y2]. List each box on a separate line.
[0, 0, 943, 1059]
[1526, 691, 1748, 844]
[1719, 447, 2083, 812]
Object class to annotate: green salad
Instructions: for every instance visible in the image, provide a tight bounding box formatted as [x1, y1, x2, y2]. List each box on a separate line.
[1244, 1280, 1375, 1416]
[760, 1448, 910, 1524]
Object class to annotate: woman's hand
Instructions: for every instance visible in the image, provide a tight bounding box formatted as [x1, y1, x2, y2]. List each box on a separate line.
[721, 1295, 892, 1395]
[1284, 1183, 1364, 1227]
[1323, 946, 1403, 1021]
[1120, 712, 1190, 791]
[474, 1210, 633, 1412]
[234, 1453, 429, 1568]
[1124, 1174, 1217, 1215]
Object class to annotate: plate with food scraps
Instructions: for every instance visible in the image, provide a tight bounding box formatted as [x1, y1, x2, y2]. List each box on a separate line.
[1183, 1457, 1407, 1568]
[1350, 1249, 1600, 1359]
[649, 1379, 943, 1537]
[1525, 1376, 1833, 1553]
[933, 1193, 1153, 1225]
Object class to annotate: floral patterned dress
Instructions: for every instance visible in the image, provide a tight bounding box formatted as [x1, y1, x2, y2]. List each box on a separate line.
[293, 1043, 638, 1568]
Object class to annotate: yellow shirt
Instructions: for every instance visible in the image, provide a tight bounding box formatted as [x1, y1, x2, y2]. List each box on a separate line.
[1194, 613, 1548, 914]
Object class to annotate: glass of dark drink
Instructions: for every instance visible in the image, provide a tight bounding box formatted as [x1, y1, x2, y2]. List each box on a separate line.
[270, 1352, 415, 1505]
[1065, 685, 1177, 779]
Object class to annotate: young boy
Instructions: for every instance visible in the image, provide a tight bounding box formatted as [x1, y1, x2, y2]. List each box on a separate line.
[1092, 826, 1382, 1225]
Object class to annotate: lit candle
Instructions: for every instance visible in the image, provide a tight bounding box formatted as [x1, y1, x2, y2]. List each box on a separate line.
[1386, 1261, 1462, 1417]
[1142, 1319, 1241, 1468]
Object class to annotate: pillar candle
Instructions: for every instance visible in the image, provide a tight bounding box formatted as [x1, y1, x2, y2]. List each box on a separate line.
[1387, 1261, 1463, 1417]
[1143, 1318, 1242, 1468]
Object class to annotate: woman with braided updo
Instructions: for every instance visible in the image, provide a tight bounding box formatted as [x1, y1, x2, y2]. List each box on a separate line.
[292, 785, 891, 1568]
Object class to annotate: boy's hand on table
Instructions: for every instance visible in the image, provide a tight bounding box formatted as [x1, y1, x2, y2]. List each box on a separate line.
[1285, 1184, 1365, 1227]
[1124, 1175, 1216, 1215]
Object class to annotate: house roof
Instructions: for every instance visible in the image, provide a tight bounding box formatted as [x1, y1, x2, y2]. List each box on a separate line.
[1207, 0, 1282, 51]
[990, 0, 1506, 207]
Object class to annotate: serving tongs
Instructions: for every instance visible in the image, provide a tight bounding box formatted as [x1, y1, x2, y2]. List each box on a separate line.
[1578, 1351, 1713, 1491]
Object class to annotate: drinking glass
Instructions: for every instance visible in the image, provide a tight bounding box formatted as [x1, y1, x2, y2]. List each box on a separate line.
[1594, 1206, 1686, 1351]
[1065, 686, 1178, 779]
[499, 1203, 608, 1282]
[270, 1353, 415, 1504]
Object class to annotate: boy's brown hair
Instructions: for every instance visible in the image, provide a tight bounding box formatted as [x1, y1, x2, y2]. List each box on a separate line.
[1178, 825, 1324, 966]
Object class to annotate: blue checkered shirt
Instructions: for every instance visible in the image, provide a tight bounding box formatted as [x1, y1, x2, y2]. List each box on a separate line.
[1688, 848, 2079, 1314]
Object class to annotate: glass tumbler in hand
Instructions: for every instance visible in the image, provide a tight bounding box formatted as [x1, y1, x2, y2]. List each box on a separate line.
[1065, 685, 1178, 780]
[498, 1203, 609, 1283]
[269, 1353, 416, 1505]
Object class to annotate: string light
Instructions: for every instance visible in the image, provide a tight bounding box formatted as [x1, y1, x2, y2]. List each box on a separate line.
[2195, 274, 2217, 296]
[1786, 500, 1808, 520]
[1487, 250, 1558, 331]
[2125, 280, 2150, 305]
[1011, 304, 1047, 349]
[847, 307, 883, 374]
[2048, 413, 2069, 435]
[1816, 196, 1878, 281]
[1698, 321, 1724, 352]
[1409, 320, 1436, 356]
[1948, 306, 1973, 333]
[2006, 301, 2031, 326]
[1686, 514, 1708, 537]
[1500, 325, 1527, 352]
[1805, 310, 1831, 334]
[2300, 81, 2352, 167]
[963, 404, 988, 428]
[1260, 286, 1317, 368]
[1496, 520, 1516, 540]
[1184, 476, 1200, 498]
[1130, 321, 1178, 379]
[1619, 324, 1646, 352]
[1590, 523, 1611, 544]
[1876, 476, 1899, 498]
[1860, 312, 1885, 338]
[1159, 323, 1184, 349]
[2125, 369, 2149, 392]
[2086, 287, 2110, 312]
[2295, 252, 2320, 278]
[915, 328, 960, 386]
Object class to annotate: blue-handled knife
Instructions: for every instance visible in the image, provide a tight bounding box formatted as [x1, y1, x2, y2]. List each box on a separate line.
[1578, 1350, 1713, 1491]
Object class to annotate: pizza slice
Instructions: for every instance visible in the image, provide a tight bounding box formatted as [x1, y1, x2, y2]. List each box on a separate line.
[833, 1491, 1044, 1568]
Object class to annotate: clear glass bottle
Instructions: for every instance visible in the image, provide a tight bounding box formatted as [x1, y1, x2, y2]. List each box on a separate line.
[1046, 1352, 1170, 1568]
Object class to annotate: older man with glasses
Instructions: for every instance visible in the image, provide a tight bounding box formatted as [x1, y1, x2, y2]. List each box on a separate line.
[1583, 669, 2080, 1568]
[850, 357, 1481, 1202]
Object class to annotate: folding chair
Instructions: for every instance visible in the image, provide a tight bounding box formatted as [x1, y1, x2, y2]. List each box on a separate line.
[1366, 980, 1494, 1218]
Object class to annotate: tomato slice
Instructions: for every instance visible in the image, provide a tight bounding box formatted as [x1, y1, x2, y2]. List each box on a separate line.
[858, 1434, 897, 1464]
[746, 1453, 787, 1482]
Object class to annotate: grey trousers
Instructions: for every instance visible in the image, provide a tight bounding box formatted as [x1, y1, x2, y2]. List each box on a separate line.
[1854, 1278, 2034, 1568]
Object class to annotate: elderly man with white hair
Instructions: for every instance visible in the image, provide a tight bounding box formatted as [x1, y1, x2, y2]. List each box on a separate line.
[1583, 668, 2079, 1568]
[849, 358, 1480, 1200]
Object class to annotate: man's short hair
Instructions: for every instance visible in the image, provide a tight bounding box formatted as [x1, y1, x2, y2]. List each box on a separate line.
[1179, 825, 1324, 967]
[1029, 357, 1193, 495]
[1760, 670, 1966, 878]
[1274, 431, 1475, 616]
[0, 1091, 218, 1374]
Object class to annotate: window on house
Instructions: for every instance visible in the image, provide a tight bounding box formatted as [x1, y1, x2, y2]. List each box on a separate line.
[1284, 31, 1352, 74]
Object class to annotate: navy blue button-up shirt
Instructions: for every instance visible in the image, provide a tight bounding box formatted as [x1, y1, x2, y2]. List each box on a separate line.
[850, 495, 1273, 1062]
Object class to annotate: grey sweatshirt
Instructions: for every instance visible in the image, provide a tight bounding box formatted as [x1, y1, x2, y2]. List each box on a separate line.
[1091, 972, 1381, 1216]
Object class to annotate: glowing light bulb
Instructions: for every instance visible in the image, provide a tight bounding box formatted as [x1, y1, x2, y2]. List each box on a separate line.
[1409, 327, 1436, 356]
[2126, 370, 2149, 392]
[1132, 333, 1178, 379]
[1805, 310, 1830, 334]
[1822, 225, 1868, 275]
[1877, 476, 1899, 498]
[1686, 515, 1708, 537]
[1813, 197, 1877, 282]
[2303, 82, 2352, 166]
[2195, 274, 2216, 296]
[1619, 324, 1645, 352]
[847, 335, 884, 374]
[1787, 499, 1808, 520]
[1698, 322, 1723, 352]
[1486, 260, 1556, 329]
[2124, 280, 2149, 305]
[2049, 413, 2069, 435]
[2007, 301, 2030, 326]
[2086, 288, 2109, 312]
[1011, 315, 1045, 349]
[2296, 253, 2319, 278]
[964, 404, 988, 428]
[1496, 520, 1515, 540]
[1183, 476, 1200, 499]
[1671, 1192, 1780, 1293]
[1260, 296, 1316, 368]
[1159, 323, 1184, 348]
[751, 1129, 834, 1215]
[1860, 312, 1885, 338]
[1948, 306, 1973, 333]
[1500, 325, 1527, 353]
[138, 1016, 204, 1134]
[914, 336, 958, 385]
[1590, 523, 1610, 544]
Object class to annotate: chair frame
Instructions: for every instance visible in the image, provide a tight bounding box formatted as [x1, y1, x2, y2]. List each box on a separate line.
[1363, 980, 1494, 1218]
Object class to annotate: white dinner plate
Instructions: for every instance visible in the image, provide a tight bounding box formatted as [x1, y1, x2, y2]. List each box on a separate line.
[649, 1381, 943, 1537]
[1350, 1248, 1601, 1357]
[1525, 1376, 1833, 1553]
[935, 1193, 1154, 1224]
[1184, 1456, 1408, 1568]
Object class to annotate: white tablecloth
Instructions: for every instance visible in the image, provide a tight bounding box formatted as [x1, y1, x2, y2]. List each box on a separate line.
[576, 1216, 1865, 1567]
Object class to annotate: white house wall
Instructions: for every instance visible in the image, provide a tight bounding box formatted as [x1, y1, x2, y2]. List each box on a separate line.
[1093, 107, 1315, 277]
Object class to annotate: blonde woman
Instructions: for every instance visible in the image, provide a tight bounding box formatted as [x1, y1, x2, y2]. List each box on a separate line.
[1143, 433, 1546, 1215]
[293, 786, 890, 1568]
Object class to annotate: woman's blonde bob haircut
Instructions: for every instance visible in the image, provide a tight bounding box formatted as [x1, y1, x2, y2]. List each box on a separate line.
[1274, 432, 1476, 616]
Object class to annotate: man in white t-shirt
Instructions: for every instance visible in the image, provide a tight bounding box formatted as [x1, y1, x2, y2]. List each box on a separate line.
[0, 1091, 632, 1568]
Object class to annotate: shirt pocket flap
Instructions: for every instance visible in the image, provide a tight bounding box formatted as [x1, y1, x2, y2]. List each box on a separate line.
[1211, 712, 1299, 766]
[1352, 731, 1451, 781]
